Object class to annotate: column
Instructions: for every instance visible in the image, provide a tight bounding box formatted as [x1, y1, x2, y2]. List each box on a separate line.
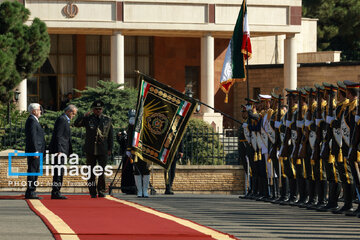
[284, 34, 297, 90]
[17, 79, 27, 111]
[200, 34, 214, 113]
[111, 31, 124, 87]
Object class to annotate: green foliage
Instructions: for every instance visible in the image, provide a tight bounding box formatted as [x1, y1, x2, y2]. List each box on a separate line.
[303, 0, 360, 61]
[71, 80, 138, 129]
[0, 1, 50, 103]
[183, 118, 225, 165]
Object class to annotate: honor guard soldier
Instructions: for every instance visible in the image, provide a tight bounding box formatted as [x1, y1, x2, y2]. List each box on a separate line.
[329, 81, 350, 213]
[239, 104, 252, 198]
[298, 87, 317, 208]
[269, 92, 286, 203]
[246, 98, 262, 199]
[308, 84, 327, 210]
[259, 94, 274, 201]
[318, 83, 339, 212]
[74, 100, 113, 198]
[292, 88, 308, 206]
[279, 89, 298, 205]
[342, 80, 360, 216]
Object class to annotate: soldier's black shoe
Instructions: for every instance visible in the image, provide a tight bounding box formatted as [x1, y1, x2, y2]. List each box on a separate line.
[98, 193, 106, 198]
[345, 205, 360, 216]
[25, 195, 42, 200]
[332, 205, 353, 214]
[317, 203, 338, 212]
[90, 194, 97, 198]
[165, 190, 174, 195]
[328, 205, 341, 212]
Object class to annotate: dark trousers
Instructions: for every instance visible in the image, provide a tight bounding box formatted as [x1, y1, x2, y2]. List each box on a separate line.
[165, 156, 178, 187]
[26, 156, 40, 197]
[52, 156, 65, 195]
[86, 154, 107, 196]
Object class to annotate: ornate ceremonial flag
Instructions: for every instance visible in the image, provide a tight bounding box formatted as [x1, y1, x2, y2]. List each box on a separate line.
[220, 0, 252, 103]
[132, 73, 198, 170]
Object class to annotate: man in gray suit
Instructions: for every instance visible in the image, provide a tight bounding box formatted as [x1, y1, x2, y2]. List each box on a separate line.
[25, 103, 46, 199]
[49, 105, 78, 199]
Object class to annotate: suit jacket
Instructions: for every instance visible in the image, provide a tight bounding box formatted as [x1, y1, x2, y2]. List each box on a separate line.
[25, 115, 46, 153]
[49, 113, 73, 155]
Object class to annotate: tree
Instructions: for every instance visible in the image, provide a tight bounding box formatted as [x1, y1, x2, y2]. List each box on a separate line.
[0, 1, 50, 103]
[303, 0, 360, 61]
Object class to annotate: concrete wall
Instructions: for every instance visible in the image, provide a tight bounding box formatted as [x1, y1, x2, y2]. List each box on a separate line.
[0, 150, 244, 194]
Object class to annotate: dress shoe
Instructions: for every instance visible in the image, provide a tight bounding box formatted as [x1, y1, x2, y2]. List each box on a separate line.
[345, 205, 360, 216]
[164, 190, 174, 195]
[98, 193, 106, 198]
[332, 205, 353, 214]
[51, 194, 67, 200]
[91, 194, 97, 198]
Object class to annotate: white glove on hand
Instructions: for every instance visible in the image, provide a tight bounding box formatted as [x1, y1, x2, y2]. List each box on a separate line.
[326, 116, 335, 124]
[275, 121, 281, 129]
[245, 105, 252, 111]
[126, 151, 131, 157]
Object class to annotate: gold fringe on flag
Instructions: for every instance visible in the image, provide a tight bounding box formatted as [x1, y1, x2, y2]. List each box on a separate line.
[329, 154, 335, 164]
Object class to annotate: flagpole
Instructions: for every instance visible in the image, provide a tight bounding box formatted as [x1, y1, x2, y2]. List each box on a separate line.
[135, 71, 243, 125]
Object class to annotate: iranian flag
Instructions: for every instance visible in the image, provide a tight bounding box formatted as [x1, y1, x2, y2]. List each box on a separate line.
[220, 0, 252, 103]
[159, 148, 170, 163]
[132, 131, 140, 147]
[177, 100, 191, 117]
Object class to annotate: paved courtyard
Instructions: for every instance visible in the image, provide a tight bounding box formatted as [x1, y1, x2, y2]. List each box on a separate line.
[1, 192, 360, 240]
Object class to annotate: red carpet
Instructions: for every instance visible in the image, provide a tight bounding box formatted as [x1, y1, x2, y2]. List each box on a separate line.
[26, 195, 238, 240]
[0, 194, 25, 200]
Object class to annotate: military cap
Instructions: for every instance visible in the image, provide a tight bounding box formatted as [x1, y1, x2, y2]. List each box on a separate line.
[91, 100, 105, 108]
[259, 94, 271, 101]
[271, 92, 284, 100]
[343, 80, 360, 88]
[297, 88, 307, 98]
[285, 88, 297, 96]
[337, 81, 346, 93]
[304, 86, 316, 96]
[245, 98, 259, 104]
[128, 109, 136, 118]
[323, 82, 338, 91]
[314, 83, 325, 92]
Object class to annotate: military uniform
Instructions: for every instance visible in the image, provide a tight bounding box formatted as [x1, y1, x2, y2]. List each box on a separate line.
[279, 89, 298, 205]
[74, 100, 113, 198]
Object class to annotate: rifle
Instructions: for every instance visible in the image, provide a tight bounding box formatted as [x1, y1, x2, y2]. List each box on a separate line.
[280, 90, 294, 157]
[298, 88, 314, 158]
[311, 85, 324, 164]
[320, 84, 335, 161]
[269, 94, 282, 160]
[291, 89, 304, 161]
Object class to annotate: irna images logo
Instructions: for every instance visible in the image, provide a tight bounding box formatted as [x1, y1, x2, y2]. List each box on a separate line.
[8, 151, 113, 180]
[8, 151, 43, 176]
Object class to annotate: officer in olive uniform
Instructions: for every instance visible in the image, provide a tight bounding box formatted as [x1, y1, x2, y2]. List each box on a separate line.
[74, 100, 113, 198]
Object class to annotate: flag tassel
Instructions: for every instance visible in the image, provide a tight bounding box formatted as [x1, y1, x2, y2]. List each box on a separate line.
[224, 93, 228, 103]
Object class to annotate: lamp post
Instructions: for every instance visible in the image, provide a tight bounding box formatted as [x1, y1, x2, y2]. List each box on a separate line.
[7, 89, 20, 125]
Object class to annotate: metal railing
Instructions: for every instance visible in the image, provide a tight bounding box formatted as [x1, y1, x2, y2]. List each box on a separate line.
[1, 125, 241, 165]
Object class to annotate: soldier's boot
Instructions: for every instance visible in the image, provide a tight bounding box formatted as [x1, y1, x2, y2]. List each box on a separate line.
[314, 180, 327, 210]
[142, 175, 150, 198]
[288, 178, 298, 206]
[249, 177, 259, 199]
[165, 184, 174, 195]
[272, 177, 279, 200]
[345, 185, 360, 216]
[333, 183, 353, 214]
[306, 180, 318, 209]
[256, 177, 268, 201]
[275, 177, 289, 204]
[318, 181, 340, 212]
[134, 175, 143, 197]
[296, 178, 308, 207]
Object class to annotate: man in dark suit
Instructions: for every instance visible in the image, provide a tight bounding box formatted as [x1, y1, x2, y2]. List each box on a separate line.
[49, 104, 78, 199]
[25, 103, 46, 199]
[74, 100, 113, 198]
